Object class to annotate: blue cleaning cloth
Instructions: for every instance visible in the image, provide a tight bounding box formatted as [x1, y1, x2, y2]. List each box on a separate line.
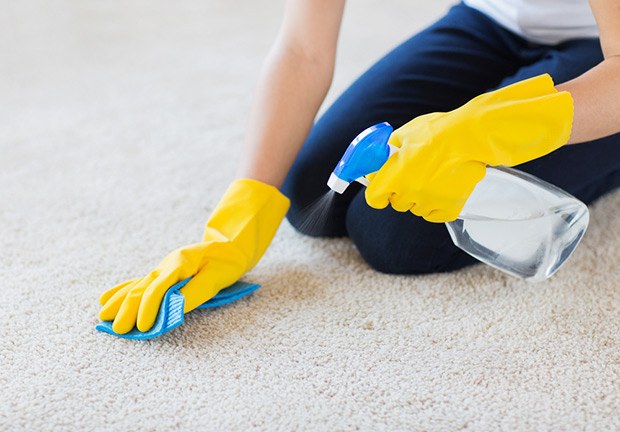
[96, 277, 260, 340]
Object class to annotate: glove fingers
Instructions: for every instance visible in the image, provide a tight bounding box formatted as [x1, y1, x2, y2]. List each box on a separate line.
[410, 202, 435, 219]
[109, 272, 159, 333]
[99, 272, 156, 321]
[365, 188, 390, 210]
[136, 273, 179, 332]
[365, 157, 399, 210]
[98, 279, 140, 321]
[136, 270, 183, 332]
[389, 193, 414, 213]
[99, 278, 140, 306]
[112, 290, 143, 334]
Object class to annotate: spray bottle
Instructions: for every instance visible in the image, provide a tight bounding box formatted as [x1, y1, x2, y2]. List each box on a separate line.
[327, 122, 589, 282]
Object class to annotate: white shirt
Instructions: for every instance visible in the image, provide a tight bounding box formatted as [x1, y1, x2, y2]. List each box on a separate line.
[464, 0, 599, 45]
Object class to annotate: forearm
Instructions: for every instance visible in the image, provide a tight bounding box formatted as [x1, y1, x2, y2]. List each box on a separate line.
[236, 0, 345, 188]
[557, 56, 620, 144]
[236, 43, 334, 188]
[558, 0, 620, 145]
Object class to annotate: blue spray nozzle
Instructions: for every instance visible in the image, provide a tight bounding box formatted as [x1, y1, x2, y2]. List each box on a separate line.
[327, 122, 394, 193]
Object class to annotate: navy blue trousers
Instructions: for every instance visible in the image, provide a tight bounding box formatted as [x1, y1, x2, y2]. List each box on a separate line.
[281, 3, 620, 275]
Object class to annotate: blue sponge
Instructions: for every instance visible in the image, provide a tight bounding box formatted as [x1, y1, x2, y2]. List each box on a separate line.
[96, 278, 260, 340]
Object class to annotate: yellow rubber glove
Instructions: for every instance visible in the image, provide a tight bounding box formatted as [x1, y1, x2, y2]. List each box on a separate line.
[98, 179, 290, 334]
[365, 74, 574, 223]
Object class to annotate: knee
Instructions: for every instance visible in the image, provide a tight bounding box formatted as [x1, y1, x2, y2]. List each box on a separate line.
[345, 193, 477, 274]
[350, 228, 457, 275]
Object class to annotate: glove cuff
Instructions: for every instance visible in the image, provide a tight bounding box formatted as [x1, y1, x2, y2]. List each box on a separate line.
[448, 74, 574, 166]
[204, 179, 290, 270]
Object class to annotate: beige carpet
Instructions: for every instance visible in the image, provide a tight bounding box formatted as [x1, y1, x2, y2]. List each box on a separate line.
[2, 1, 620, 430]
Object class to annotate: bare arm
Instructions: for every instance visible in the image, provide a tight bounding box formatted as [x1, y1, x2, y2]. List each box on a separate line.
[236, 0, 346, 187]
[558, 0, 620, 144]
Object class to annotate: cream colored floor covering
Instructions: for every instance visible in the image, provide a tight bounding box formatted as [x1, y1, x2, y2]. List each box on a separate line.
[2, 1, 620, 430]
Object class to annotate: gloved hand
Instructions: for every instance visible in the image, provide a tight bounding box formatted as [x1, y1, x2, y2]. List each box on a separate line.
[365, 74, 574, 222]
[98, 179, 290, 334]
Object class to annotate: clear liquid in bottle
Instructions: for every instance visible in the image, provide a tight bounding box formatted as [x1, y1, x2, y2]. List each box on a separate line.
[446, 166, 589, 282]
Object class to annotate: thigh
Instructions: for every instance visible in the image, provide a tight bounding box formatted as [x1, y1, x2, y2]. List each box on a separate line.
[283, 3, 522, 237]
[498, 39, 620, 203]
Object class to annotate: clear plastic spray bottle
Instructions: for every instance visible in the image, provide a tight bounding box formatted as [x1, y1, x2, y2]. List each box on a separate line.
[327, 123, 589, 282]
